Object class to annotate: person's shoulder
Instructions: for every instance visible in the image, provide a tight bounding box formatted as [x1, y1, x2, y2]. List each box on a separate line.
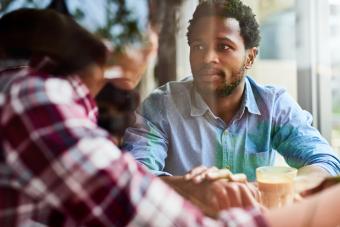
[147, 76, 193, 100]
[246, 75, 287, 98]
[0, 68, 43, 96]
[154, 76, 193, 93]
[4, 69, 76, 105]
[140, 76, 193, 115]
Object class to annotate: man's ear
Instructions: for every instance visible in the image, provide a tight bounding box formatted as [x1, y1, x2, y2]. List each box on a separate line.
[245, 47, 258, 69]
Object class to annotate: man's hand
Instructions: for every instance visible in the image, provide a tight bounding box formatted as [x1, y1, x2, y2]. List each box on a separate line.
[161, 167, 260, 218]
[184, 165, 247, 183]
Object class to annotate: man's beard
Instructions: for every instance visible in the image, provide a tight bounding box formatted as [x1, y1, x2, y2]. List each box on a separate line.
[193, 59, 247, 98]
[215, 77, 243, 97]
[214, 64, 246, 98]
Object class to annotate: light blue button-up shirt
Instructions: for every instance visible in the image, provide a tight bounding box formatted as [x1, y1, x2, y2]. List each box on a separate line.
[123, 76, 340, 180]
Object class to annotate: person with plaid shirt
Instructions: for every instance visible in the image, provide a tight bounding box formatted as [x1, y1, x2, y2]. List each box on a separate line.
[1, 7, 340, 227]
[0, 8, 267, 227]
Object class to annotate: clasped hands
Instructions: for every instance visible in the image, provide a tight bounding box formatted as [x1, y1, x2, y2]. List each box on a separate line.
[180, 166, 339, 218]
[164, 166, 261, 218]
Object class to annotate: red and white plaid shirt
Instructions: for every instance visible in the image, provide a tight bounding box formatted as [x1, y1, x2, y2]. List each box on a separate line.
[0, 67, 268, 227]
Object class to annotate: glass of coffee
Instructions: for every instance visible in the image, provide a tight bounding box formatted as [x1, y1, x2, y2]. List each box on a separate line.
[256, 166, 297, 209]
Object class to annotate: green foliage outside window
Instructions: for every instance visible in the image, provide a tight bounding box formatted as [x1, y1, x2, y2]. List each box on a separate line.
[0, 0, 146, 51]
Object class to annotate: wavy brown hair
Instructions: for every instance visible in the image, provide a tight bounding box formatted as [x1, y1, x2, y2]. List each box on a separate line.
[0, 8, 108, 75]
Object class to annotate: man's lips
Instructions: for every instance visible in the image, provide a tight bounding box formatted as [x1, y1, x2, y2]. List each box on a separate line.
[197, 68, 225, 81]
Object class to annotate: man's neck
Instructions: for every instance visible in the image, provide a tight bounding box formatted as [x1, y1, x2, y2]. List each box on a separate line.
[201, 80, 245, 125]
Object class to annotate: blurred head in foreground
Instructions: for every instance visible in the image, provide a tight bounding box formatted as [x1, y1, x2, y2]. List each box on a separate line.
[0, 5, 159, 142]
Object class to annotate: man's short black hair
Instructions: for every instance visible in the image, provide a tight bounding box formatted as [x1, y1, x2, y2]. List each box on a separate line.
[187, 0, 260, 49]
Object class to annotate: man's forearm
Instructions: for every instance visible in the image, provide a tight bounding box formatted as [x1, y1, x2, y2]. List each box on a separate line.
[159, 174, 261, 219]
[265, 184, 340, 227]
[160, 176, 189, 197]
[160, 175, 221, 218]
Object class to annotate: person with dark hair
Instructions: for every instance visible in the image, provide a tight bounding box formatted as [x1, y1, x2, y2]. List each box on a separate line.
[0, 6, 272, 227]
[0, 7, 219, 227]
[123, 0, 340, 211]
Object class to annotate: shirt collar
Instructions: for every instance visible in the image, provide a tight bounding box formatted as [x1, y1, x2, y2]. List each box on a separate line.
[190, 85, 210, 117]
[68, 75, 98, 123]
[244, 76, 261, 116]
[189, 76, 261, 117]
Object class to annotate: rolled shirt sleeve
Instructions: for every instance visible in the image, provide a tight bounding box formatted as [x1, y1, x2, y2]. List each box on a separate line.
[272, 91, 340, 175]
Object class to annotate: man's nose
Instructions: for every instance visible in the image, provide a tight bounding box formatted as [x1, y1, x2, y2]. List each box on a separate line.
[203, 48, 219, 64]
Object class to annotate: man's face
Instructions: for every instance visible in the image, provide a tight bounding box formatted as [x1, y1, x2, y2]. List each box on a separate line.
[189, 16, 255, 97]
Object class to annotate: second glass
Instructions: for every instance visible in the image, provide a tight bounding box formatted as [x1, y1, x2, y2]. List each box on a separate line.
[256, 166, 297, 209]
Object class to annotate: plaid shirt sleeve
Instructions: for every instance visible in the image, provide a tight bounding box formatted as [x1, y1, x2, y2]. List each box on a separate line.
[0, 72, 268, 227]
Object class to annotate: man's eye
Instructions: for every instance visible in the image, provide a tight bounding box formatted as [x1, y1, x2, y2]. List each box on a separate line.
[217, 44, 230, 51]
[192, 44, 205, 51]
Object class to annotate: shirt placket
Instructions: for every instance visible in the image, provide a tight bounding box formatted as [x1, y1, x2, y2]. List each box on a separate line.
[221, 128, 234, 171]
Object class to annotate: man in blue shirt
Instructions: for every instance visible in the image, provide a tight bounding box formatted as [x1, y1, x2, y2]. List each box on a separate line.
[123, 0, 340, 193]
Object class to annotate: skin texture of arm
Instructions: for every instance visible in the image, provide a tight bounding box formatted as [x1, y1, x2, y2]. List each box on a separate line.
[264, 184, 340, 227]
